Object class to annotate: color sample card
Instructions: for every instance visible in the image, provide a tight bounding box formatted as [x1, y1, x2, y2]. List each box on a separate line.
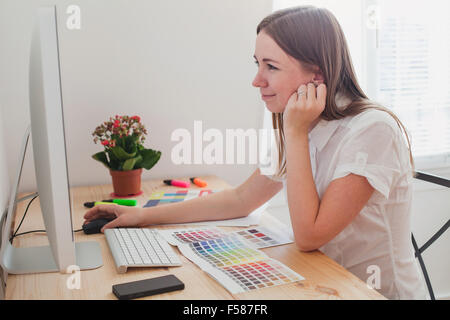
[212, 259, 304, 293]
[172, 231, 304, 294]
[161, 226, 293, 249]
[233, 226, 293, 249]
[159, 227, 229, 246]
[144, 190, 218, 208]
[187, 235, 266, 268]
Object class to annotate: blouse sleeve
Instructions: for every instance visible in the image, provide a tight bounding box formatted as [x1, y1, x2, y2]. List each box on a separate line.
[331, 114, 406, 199]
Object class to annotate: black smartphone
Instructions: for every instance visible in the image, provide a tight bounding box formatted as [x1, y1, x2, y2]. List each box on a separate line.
[112, 274, 185, 300]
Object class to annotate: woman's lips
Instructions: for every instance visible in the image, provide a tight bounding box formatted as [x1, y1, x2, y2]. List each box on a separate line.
[262, 94, 276, 101]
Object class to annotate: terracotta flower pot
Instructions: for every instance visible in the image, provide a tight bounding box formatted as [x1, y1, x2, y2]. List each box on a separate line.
[109, 168, 143, 197]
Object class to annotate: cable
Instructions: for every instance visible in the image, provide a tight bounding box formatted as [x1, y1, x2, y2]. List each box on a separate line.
[9, 195, 84, 241]
[12, 228, 84, 238]
[12, 229, 46, 237]
[10, 194, 38, 242]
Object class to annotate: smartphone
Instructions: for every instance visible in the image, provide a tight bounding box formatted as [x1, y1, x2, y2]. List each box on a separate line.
[112, 274, 185, 300]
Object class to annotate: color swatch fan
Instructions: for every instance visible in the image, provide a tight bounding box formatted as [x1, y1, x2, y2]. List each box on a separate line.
[176, 235, 303, 294]
[160, 227, 229, 246]
[158, 227, 302, 294]
[160, 227, 293, 249]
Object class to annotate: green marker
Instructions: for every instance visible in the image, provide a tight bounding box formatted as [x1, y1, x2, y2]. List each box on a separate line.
[84, 198, 138, 208]
[111, 199, 137, 206]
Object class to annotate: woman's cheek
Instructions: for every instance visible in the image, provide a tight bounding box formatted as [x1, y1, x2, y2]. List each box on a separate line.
[277, 94, 289, 112]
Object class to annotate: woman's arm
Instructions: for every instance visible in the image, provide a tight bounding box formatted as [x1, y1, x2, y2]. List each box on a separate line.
[285, 129, 374, 251]
[140, 169, 282, 226]
[284, 83, 374, 251]
[84, 169, 282, 230]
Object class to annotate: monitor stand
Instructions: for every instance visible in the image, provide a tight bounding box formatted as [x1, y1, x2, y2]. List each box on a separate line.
[1, 241, 102, 274]
[0, 126, 103, 274]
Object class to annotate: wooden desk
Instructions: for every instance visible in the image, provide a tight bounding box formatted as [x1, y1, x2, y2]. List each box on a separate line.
[5, 176, 385, 300]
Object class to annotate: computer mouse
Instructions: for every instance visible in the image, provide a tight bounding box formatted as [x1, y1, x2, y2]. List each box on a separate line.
[82, 218, 115, 234]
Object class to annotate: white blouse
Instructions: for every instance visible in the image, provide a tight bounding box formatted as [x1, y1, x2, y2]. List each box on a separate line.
[260, 98, 428, 300]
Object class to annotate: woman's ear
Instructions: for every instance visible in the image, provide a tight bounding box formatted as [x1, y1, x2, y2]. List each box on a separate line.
[312, 72, 325, 84]
[309, 65, 325, 84]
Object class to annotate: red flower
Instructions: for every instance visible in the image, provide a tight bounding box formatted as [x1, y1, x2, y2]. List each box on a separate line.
[93, 115, 147, 149]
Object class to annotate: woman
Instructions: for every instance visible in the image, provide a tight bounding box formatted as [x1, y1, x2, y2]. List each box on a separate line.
[84, 6, 427, 299]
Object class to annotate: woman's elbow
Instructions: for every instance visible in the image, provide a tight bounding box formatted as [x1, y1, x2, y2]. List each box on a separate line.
[294, 235, 322, 252]
[296, 242, 319, 252]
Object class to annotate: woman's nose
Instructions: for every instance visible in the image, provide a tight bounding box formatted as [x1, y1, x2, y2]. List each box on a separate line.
[252, 71, 267, 88]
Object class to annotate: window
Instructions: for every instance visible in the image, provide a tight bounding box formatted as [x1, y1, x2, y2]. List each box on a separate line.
[373, 0, 450, 167]
[273, 0, 450, 168]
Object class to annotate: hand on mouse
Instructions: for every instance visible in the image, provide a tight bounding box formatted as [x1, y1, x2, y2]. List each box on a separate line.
[83, 204, 145, 233]
[283, 82, 327, 135]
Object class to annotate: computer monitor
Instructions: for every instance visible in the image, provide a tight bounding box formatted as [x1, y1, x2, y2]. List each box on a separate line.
[0, 6, 102, 274]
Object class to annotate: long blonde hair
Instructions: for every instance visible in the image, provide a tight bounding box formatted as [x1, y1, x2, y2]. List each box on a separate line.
[257, 6, 414, 176]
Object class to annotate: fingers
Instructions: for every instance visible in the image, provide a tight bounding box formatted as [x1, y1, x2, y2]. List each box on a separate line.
[307, 83, 316, 103]
[83, 204, 118, 222]
[296, 83, 317, 106]
[100, 218, 122, 233]
[284, 82, 327, 133]
[317, 84, 327, 106]
[287, 90, 298, 107]
[285, 88, 301, 115]
[297, 85, 307, 105]
[302, 82, 327, 108]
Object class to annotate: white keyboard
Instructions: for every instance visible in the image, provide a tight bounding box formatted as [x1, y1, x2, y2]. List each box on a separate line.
[105, 228, 182, 273]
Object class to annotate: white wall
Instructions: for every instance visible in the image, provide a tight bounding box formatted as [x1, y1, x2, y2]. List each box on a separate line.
[0, 0, 273, 192]
[0, 3, 12, 298]
[0, 102, 10, 300]
[0, 98, 10, 232]
[0, 105, 9, 220]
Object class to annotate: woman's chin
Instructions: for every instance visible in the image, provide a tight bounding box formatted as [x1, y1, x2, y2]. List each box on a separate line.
[265, 102, 285, 114]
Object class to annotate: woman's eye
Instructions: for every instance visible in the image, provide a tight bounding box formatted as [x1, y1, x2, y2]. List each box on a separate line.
[253, 60, 277, 71]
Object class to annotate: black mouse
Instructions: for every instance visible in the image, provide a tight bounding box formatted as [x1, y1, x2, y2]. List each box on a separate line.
[82, 218, 115, 234]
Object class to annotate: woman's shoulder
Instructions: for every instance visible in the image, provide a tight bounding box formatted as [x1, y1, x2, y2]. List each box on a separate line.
[346, 107, 401, 135]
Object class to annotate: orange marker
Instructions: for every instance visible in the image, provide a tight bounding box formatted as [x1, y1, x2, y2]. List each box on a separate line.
[190, 177, 207, 187]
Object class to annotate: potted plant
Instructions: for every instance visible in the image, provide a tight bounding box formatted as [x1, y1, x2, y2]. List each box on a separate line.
[92, 115, 161, 196]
